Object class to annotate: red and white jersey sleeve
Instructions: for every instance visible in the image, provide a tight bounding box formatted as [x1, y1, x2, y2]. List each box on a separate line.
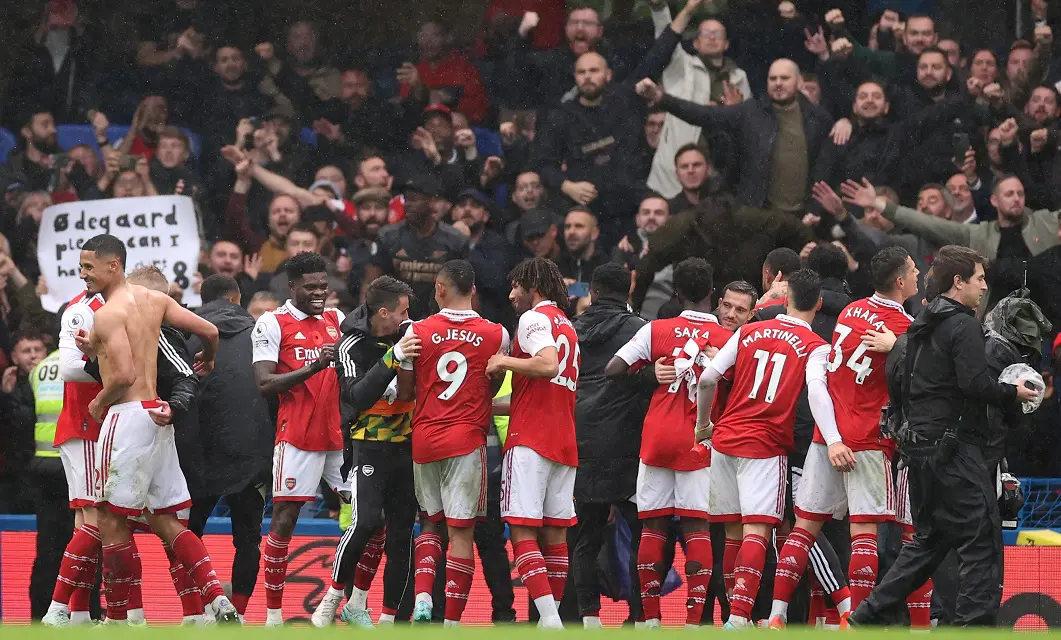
[507, 302, 579, 467]
[55, 293, 105, 446]
[58, 297, 100, 383]
[252, 312, 283, 363]
[613, 322, 652, 367]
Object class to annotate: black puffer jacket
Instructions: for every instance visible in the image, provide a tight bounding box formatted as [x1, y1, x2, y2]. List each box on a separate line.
[755, 278, 852, 466]
[189, 300, 273, 497]
[572, 298, 650, 503]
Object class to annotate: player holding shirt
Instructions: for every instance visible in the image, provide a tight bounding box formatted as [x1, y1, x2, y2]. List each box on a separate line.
[605, 258, 732, 629]
[42, 291, 105, 625]
[766, 247, 918, 628]
[695, 270, 840, 630]
[394, 260, 508, 626]
[486, 258, 578, 630]
[252, 252, 346, 627]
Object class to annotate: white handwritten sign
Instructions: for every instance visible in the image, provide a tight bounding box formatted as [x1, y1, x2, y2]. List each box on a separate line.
[37, 195, 201, 312]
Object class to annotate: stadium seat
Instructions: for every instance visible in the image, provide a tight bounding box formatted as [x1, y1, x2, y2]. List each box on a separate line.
[0, 128, 15, 164]
[473, 127, 503, 159]
[57, 124, 203, 160]
[300, 127, 318, 147]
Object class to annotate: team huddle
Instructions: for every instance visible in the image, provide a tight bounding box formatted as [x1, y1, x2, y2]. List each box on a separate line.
[41, 230, 929, 628]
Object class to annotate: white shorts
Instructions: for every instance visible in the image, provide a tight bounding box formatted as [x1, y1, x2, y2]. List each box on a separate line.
[59, 438, 97, 509]
[95, 401, 191, 517]
[636, 462, 711, 520]
[709, 451, 787, 525]
[414, 445, 486, 528]
[501, 445, 577, 528]
[272, 441, 344, 502]
[895, 466, 912, 531]
[795, 443, 895, 523]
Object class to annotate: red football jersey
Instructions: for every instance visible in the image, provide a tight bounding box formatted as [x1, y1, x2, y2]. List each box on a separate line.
[252, 302, 345, 451]
[813, 295, 912, 453]
[614, 311, 732, 470]
[709, 315, 829, 459]
[55, 292, 105, 445]
[506, 301, 579, 467]
[404, 309, 508, 464]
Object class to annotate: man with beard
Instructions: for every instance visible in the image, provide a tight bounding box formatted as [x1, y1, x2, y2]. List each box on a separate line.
[1007, 87, 1061, 210]
[646, 0, 752, 198]
[818, 81, 902, 192]
[257, 22, 341, 120]
[1024, 85, 1059, 128]
[202, 240, 260, 309]
[368, 176, 468, 319]
[612, 193, 670, 270]
[557, 208, 609, 291]
[7, 111, 60, 192]
[449, 189, 513, 324]
[669, 144, 714, 215]
[842, 173, 1061, 314]
[825, 11, 938, 87]
[636, 59, 833, 215]
[345, 188, 391, 298]
[534, 51, 666, 245]
[224, 152, 302, 273]
[715, 281, 758, 332]
[315, 65, 426, 156]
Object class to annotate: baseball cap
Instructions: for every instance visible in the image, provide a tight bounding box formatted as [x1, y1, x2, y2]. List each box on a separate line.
[397, 174, 443, 199]
[352, 187, 391, 206]
[456, 188, 490, 208]
[309, 179, 342, 198]
[520, 207, 559, 239]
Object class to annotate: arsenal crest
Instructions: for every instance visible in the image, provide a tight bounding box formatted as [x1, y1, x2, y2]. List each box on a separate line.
[285, 477, 296, 490]
[326, 325, 339, 339]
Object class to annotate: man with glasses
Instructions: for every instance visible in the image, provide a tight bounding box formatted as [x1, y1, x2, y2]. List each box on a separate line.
[646, 0, 752, 198]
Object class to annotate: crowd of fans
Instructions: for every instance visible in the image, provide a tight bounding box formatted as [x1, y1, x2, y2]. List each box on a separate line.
[1, 0, 1061, 512]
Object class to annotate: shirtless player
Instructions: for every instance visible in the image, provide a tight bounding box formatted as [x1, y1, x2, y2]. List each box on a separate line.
[79, 234, 239, 624]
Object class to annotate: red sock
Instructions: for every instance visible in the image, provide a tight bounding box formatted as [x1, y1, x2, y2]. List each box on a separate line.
[543, 542, 569, 602]
[723, 537, 741, 596]
[443, 554, 475, 622]
[729, 534, 768, 621]
[128, 541, 143, 612]
[907, 578, 934, 630]
[684, 531, 713, 626]
[263, 532, 291, 610]
[231, 593, 250, 616]
[512, 539, 552, 601]
[831, 585, 852, 613]
[101, 540, 136, 621]
[353, 529, 387, 591]
[52, 524, 101, 606]
[825, 605, 841, 626]
[165, 544, 204, 616]
[413, 532, 442, 598]
[171, 529, 225, 603]
[771, 526, 815, 610]
[637, 528, 666, 622]
[848, 533, 878, 609]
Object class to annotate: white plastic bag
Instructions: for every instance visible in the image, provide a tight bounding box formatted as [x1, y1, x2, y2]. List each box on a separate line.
[999, 363, 1046, 414]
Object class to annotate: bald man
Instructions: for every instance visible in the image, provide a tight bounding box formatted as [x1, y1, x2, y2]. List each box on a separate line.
[636, 58, 834, 215]
[535, 47, 673, 250]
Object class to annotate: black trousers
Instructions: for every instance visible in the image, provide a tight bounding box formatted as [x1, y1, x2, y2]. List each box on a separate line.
[333, 441, 417, 613]
[188, 483, 266, 598]
[30, 458, 74, 620]
[573, 501, 643, 620]
[852, 442, 1003, 627]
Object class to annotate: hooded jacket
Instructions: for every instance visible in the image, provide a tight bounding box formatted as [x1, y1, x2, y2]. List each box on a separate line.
[902, 296, 1018, 445]
[188, 300, 273, 496]
[335, 305, 411, 444]
[572, 298, 650, 503]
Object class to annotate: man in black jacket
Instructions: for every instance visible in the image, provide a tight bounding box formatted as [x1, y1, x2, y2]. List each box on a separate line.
[571, 263, 651, 627]
[852, 246, 1040, 628]
[312, 276, 418, 627]
[186, 275, 273, 620]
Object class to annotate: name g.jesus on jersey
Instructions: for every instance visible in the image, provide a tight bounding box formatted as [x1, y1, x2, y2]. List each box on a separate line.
[430, 328, 484, 347]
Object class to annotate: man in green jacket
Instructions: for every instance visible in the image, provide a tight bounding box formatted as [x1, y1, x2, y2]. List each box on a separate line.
[842, 175, 1060, 315]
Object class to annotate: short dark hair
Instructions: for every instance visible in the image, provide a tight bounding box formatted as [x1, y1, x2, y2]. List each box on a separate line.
[288, 221, 322, 239]
[917, 46, 948, 64]
[907, 13, 936, 26]
[673, 257, 714, 304]
[365, 275, 414, 315]
[201, 274, 241, 303]
[764, 247, 800, 278]
[931, 245, 986, 294]
[82, 234, 127, 268]
[18, 109, 50, 132]
[438, 259, 476, 295]
[991, 173, 1023, 193]
[723, 280, 758, 302]
[509, 258, 568, 305]
[11, 328, 46, 350]
[590, 263, 630, 300]
[805, 243, 849, 280]
[802, 72, 820, 84]
[786, 269, 823, 312]
[674, 142, 709, 167]
[871, 246, 912, 293]
[356, 148, 386, 171]
[158, 126, 190, 149]
[285, 251, 328, 281]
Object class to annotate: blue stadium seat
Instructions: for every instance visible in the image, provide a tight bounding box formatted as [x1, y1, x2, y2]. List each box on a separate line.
[56, 124, 202, 160]
[473, 127, 503, 159]
[300, 127, 318, 147]
[0, 128, 15, 164]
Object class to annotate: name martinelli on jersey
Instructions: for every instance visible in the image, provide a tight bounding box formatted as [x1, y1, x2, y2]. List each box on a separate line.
[740, 327, 811, 357]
